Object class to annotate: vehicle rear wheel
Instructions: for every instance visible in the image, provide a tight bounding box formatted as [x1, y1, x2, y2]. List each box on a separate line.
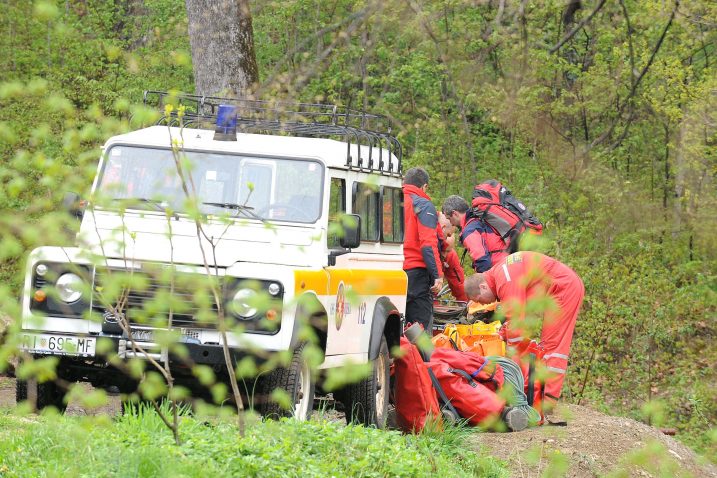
[258, 343, 315, 420]
[16, 379, 66, 412]
[343, 335, 390, 428]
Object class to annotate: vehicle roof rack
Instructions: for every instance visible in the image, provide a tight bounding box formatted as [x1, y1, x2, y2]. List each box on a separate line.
[143, 90, 403, 177]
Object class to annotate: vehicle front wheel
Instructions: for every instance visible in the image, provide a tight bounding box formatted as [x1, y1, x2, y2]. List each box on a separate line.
[343, 335, 390, 428]
[16, 379, 66, 412]
[258, 343, 315, 421]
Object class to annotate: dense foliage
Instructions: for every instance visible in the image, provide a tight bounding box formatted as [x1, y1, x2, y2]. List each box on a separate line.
[0, 0, 715, 460]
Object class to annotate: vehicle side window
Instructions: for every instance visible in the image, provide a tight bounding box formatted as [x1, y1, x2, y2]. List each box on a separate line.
[352, 182, 379, 242]
[381, 186, 404, 243]
[327, 177, 345, 248]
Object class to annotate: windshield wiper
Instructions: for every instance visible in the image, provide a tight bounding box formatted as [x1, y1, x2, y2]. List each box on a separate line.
[112, 198, 179, 220]
[202, 202, 266, 223]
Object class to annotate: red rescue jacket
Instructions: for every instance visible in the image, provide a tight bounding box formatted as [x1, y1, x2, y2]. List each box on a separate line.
[484, 252, 581, 342]
[437, 224, 467, 301]
[443, 250, 467, 301]
[403, 184, 442, 280]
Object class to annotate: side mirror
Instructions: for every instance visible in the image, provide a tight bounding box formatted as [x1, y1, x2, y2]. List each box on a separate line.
[328, 214, 362, 267]
[339, 214, 361, 249]
[62, 192, 85, 220]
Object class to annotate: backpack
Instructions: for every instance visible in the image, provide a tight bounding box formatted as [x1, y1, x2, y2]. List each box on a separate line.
[393, 337, 442, 432]
[427, 350, 506, 426]
[430, 347, 505, 391]
[471, 180, 543, 253]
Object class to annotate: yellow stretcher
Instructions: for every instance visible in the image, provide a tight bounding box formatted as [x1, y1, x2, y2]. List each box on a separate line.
[432, 301, 506, 356]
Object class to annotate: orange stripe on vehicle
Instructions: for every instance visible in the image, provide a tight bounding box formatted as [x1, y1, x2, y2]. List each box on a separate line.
[294, 270, 329, 294]
[294, 269, 407, 295]
[348, 269, 407, 295]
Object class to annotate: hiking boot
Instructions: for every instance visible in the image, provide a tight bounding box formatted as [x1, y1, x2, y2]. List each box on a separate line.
[404, 322, 423, 344]
[502, 407, 529, 432]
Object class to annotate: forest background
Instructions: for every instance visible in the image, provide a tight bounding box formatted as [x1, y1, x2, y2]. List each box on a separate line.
[0, 0, 715, 459]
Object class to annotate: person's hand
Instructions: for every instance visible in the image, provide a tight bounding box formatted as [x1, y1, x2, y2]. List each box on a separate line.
[430, 278, 443, 295]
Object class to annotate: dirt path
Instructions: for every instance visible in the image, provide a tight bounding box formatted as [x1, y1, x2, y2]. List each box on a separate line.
[473, 404, 717, 478]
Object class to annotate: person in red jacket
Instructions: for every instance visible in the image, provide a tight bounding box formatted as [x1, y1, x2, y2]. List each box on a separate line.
[463, 252, 585, 407]
[441, 195, 509, 272]
[437, 212, 467, 301]
[403, 167, 443, 332]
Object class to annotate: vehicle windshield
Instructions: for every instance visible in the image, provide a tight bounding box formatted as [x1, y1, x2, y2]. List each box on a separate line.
[97, 146, 324, 223]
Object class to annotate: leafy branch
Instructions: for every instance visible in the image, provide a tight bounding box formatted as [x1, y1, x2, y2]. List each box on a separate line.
[165, 105, 247, 436]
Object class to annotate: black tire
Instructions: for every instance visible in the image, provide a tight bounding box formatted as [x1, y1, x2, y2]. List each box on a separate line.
[343, 336, 390, 428]
[16, 379, 66, 412]
[258, 343, 315, 420]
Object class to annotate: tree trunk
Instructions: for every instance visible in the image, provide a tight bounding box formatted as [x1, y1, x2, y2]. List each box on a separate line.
[663, 124, 670, 211]
[562, 0, 582, 28]
[672, 120, 686, 239]
[185, 0, 259, 97]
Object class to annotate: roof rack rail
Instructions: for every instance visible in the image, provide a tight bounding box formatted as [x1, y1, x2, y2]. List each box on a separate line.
[143, 90, 403, 176]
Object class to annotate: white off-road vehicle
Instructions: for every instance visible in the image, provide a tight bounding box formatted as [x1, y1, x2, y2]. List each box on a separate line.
[18, 91, 407, 427]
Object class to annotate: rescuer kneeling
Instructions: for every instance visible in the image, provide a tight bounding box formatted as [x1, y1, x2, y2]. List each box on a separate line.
[464, 251, 585, 410]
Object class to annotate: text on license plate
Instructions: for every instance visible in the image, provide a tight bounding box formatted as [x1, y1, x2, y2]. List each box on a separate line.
[21, 333, 96, 356]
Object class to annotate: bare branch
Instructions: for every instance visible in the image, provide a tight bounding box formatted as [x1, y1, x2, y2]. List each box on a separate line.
[587, 0, 680, 151]
[630, 1, 679, 96]
[619, 0, 636, 89]
[550, 0, 608, 54]
[495, 0, 505, 27]
[405, 0, 476, 174]
[151, 399, 180, 445]
[166, 124, 247, 435]
[256, 7, 372, 95]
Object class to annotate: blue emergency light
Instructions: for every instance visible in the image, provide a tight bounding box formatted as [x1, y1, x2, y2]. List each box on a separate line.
[214, 104, 238, 141]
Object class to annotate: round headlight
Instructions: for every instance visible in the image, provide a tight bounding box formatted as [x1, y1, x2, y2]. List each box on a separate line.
[268, 282, 281, 296]
[56, 273, 84, 303]
[230, 288, 258, 318]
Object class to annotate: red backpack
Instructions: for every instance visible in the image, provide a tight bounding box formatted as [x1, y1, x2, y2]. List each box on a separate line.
[428, 348, 506, 426]
[394, 337, 441, 432]
[471, 180, 543, 253]
[430, 347, 505, 391]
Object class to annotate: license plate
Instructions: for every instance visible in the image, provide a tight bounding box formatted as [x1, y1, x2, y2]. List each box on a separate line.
[20, 333, 96, 357]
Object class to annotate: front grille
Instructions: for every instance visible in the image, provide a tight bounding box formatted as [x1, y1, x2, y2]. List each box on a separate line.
[92, 268, 220, 329]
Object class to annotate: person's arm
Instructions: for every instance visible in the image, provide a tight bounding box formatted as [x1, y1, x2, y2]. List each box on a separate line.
[414, 199, 443, 283]
[444, 250, 467, 301]
[495, 263, 529, 344]
[463, 230, 492, 272]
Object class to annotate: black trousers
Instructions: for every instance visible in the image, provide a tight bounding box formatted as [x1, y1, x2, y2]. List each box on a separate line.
[405, 267, 433, 333]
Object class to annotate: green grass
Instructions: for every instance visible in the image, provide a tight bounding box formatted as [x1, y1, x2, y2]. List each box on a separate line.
[0, 406, 507, 477]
